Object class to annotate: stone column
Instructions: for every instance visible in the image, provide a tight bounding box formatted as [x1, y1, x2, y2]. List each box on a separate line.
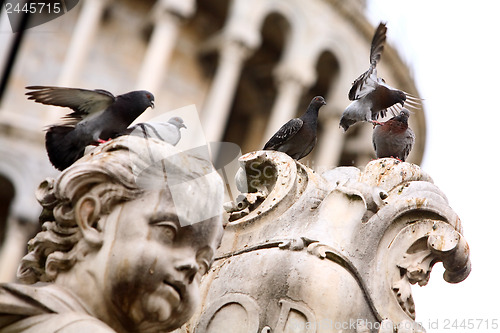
[40, 0, 109, 125]
[136, 0, 195, 93]
[0, 217, 30, 282]
[261, 65, 314, 146]
[315, 112, 344, 168]
[57, 0, 109, 87]
[201, 39, 252, 143]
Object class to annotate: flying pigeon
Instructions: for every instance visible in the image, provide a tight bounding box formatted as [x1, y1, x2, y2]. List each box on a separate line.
[372, 108, 415, 162]
[26, 86, 155, 171]
[340, 22, 421, 131]
[263, 96, 326, 160]
[119, 116, 186, 146]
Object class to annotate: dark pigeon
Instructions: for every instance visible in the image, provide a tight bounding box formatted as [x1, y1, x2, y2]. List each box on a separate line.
[26, 86, 155, 171]
[120, 116, 186, 146]
[340, 22, 421, 131]
[372, 108, 415, 162]
[263, 96, 326, 160]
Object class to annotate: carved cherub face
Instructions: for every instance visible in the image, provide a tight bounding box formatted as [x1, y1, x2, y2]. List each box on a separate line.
[101, 189, 222, 332]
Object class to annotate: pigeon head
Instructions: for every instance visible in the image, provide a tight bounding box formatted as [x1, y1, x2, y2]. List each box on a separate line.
[112, 90, 156, 125]
[137, 90, 155, 109]
[123, 90, 155, 110]
[396, 108, 411, 123]
[168, 116, 187, 129]
[311, 96, 327, 107]
[339, 116, 355, 132]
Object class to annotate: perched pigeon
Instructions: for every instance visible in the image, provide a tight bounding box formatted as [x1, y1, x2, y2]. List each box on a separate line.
[120, 116, 186, 146]
[26, 86, 155, 171]
[340, 22, 420, 131]
[372, 108, 415, 162]
[263, 96, 326, 160]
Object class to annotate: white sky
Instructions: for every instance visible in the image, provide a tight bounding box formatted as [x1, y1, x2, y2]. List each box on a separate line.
[366, 1, 500, 331]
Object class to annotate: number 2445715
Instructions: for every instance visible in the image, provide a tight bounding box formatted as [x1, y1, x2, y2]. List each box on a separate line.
[443, 319, 498, 330]
[5, 2, 62, 14]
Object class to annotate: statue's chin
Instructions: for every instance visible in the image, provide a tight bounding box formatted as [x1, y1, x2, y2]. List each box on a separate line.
[129, 287, 195, 332]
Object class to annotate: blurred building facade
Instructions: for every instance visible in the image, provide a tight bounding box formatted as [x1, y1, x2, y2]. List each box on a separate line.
[0, 0, 425, 282]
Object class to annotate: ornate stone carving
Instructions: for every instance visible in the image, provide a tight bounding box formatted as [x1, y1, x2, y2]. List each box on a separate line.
[184, 152, 470, 332]
[0, 136, 225, 333]
[391, 220, 470, 319]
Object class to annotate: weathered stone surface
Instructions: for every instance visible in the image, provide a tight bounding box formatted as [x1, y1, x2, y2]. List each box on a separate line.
[182, 152, 470, 333]
[0, 136, 225, 333]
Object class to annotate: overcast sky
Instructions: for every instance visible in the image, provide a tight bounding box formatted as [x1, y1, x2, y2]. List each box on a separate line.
[366, 1, 500, 331]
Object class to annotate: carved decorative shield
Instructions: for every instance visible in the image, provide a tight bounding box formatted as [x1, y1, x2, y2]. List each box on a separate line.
[183, 152, 470, 333]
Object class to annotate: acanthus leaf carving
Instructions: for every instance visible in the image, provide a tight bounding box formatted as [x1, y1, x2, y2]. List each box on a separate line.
[397, 249, 434, 287]
[391, 220, 471, 320]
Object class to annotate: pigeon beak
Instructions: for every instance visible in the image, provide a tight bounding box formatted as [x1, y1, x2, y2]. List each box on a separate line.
[150, 100, 155, 109]
[180, 123, 187, 129]
[400, 101, 404, 107]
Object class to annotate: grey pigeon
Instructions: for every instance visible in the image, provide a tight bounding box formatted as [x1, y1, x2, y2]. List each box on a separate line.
[340, 22, 420, 131]
[372, 108, 415, 162]
[263, 96, 326, 160]
[26, 86, 155, 171]
[120, 116, 186, 146]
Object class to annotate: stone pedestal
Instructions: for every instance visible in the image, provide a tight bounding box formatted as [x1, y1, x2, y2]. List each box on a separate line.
[181, 152, 470, 333]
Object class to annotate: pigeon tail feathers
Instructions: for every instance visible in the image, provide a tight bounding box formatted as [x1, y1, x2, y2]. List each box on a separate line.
[45, 126, 86, 171]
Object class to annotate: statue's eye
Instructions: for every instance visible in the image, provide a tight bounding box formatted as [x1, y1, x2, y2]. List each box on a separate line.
[152, 221, 178, 242]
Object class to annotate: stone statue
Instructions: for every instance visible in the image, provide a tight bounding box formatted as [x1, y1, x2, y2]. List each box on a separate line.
[0, 136, 225, 333]
[179, 151, 471, 333]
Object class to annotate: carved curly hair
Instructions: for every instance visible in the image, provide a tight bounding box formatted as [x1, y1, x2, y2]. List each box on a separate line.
[17, 136, 224, 283]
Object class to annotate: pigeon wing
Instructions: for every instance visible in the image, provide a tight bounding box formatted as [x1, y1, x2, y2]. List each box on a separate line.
[26, 86, 116, 125]
[370, 22, 387, 67]
[124, 122, 182, 146]
[348, 22, 387, 101]
[263, 118, 303, 150]
[348, 67, 379, 101]
[402, 128, 416, 162]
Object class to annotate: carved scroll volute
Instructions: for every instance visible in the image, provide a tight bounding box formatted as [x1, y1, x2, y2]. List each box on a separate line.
[349, 159, 471, 330]
[223, 151, 305, 224]
[388, 220, 470, 320]
[219, 151, 329, 256]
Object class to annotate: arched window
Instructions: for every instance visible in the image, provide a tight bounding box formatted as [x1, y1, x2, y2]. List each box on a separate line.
[0, 175, 15, 246]
[222, 12, 291, 154]
[299, 50, 340, 168]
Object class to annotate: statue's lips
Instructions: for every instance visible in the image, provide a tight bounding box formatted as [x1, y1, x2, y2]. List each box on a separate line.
[161, 280, 182, 306]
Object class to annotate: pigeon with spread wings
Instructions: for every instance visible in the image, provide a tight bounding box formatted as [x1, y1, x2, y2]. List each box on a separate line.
[26, 86, 155, 171]
[263, 96, 326, 160]
[339, 22, 420, 131]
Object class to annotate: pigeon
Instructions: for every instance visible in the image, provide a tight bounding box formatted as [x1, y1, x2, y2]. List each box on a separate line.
[372, 108, 415, 162]
[263, 96, 326, 160]
[26, 86, 155, 171]
[340, 22, 421, 131]
[119, 116, 186, 146]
